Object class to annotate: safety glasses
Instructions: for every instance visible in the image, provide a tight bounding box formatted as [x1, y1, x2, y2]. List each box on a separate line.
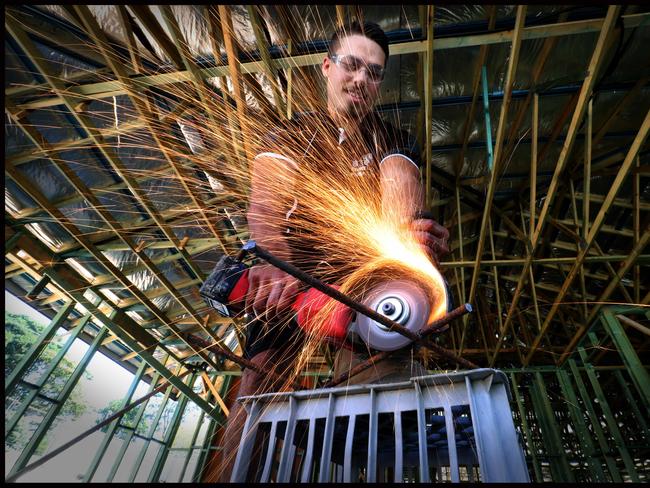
[329, 54, 386, 83]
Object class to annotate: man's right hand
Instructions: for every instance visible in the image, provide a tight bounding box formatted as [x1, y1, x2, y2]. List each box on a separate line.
[410, 218, 450, 266]
[245, 264, 301, 321]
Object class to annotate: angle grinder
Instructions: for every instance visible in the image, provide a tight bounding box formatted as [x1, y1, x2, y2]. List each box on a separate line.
[200, 244, 450, 351]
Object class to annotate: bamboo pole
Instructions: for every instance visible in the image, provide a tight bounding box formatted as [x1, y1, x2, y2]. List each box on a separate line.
[424, 5, 434, 207]
[531, 93, 538, 236]
[462, 6, 527, 352]
[455, 7, 497, 180]
[491, 6, 622, 364]
[247, 5, 286, 117]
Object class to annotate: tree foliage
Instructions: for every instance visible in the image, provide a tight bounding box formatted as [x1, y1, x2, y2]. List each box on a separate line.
[96, 395, 176, 440]
[5, 311, 91, 452]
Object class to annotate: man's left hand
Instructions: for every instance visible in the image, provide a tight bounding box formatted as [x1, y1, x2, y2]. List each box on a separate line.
[410, 218, 450, 265]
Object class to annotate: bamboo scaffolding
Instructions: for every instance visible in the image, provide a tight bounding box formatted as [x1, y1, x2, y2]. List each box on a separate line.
[491, 6, 622, 365]
[461, 5, 527, 352]
[525, 110, 649, 364]
[8, 11, 648, 107]
[5, 14, 209, 281]
[75, 5, 231, 258]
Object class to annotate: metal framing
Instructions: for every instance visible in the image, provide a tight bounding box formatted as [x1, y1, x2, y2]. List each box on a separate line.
[510, 313, 648, 482]
[5, 4, 649, 483]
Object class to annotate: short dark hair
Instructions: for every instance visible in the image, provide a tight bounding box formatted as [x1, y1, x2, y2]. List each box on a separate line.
[328, 21, 389, 63]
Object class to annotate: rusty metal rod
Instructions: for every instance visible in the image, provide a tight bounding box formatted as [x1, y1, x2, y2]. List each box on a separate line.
[183, 333, 303, 390]
[247, 241, 475, 369]
[419, 303, 474, 338]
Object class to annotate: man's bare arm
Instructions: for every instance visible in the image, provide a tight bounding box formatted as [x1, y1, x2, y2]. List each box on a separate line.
[246, 154, 301, 318]
[380, 155, 450, 264]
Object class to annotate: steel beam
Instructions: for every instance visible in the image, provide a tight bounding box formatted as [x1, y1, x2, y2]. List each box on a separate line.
[567, 359, 622, 481]
[5, 300, 75, 395]
[193, 375, 233, 482]
[126, 384, 173, 481]
[7, 326, 110, 479]
[82, 359, 148, 481]
[5, 314, 91, 439]
[509, 373, 543, 482]
[148, 372, 196, 482]
[570, 76, 650, 179]
[600, 311, 650, 408]
[529, 372, 575, 482]
[116, 5, 145, 74]
[577, 348, 640, 482]
[503, 14, 568, 168]
[177, 374, 225, 482]
[616, 314, 650, 337]
[633, 156, 641, 303]
[107, 354, 172, 481]
[613, 370, 650, 442]
[555, 369, 607, 481]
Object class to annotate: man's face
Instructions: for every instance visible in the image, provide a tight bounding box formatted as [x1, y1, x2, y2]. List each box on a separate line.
[322, 34, 386, 121]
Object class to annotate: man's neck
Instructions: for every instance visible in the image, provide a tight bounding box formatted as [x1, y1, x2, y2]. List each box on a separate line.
[327, 105, 364, 138]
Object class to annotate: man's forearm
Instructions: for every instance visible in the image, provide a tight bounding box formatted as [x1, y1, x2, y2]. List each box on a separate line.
[247, 154, 297, 260]
[247, 204, 292, 260]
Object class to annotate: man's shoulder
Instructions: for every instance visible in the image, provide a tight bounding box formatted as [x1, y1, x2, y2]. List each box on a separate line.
[364, 110, 411, 137]
[365, 111, 416, 145]
[364, 110, 421, 167]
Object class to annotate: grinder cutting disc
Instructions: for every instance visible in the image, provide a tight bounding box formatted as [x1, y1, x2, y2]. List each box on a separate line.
[355, 280, 431, 351]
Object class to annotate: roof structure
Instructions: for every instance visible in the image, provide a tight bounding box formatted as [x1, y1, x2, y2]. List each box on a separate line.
[5, 4, 650, 483]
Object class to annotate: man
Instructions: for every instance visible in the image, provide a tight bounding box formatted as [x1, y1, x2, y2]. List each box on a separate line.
[217, 21, 449, 481]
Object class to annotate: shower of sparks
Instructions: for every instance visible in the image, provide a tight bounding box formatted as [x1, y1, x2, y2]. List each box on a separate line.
[4, 6, 459, 481]
[3, 6, 453, 379]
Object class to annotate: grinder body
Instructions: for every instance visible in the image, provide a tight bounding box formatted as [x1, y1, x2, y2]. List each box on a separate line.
[199, 255, 353, 346]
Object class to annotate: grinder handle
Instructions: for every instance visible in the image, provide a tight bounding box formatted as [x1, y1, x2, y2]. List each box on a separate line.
[227, 270, 352, 345]
[291, 287, 353, 345]
[226, 269, 309, 310]
[226, 269, 250, 303]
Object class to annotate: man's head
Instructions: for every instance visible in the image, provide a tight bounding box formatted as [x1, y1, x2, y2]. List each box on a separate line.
[322, 21, 389, 122]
